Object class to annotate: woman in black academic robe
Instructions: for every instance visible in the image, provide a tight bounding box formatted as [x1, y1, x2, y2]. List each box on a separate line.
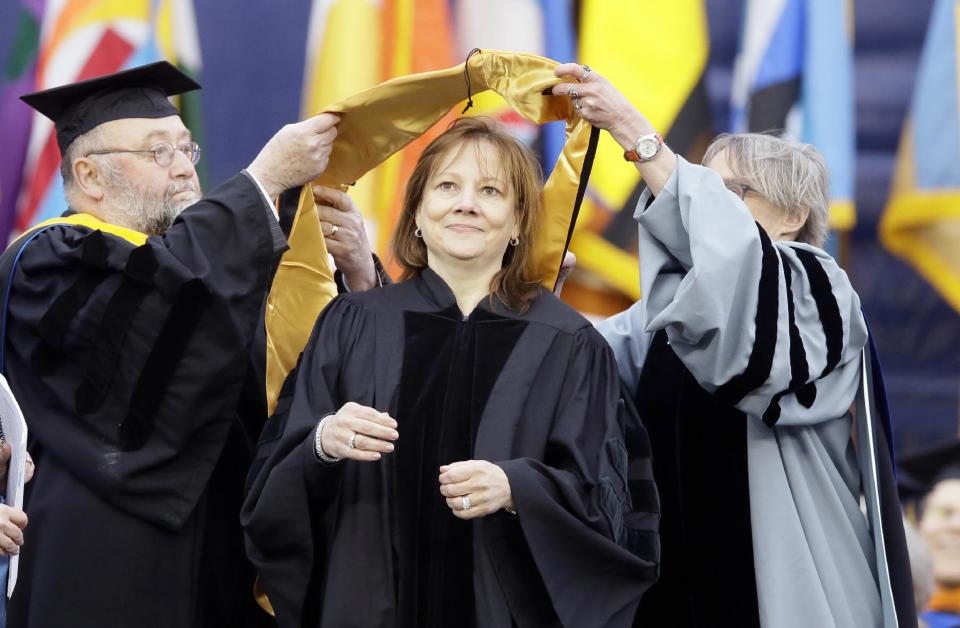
[242, 117, 659, 628]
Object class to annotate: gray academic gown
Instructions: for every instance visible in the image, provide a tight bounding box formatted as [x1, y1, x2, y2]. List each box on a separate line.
[598, 157, 901, 628]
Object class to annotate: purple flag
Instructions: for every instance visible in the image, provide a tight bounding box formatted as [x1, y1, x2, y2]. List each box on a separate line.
[0, 0, 45, 244]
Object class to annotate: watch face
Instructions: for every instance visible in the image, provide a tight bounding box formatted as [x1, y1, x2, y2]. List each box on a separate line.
[638, 137, 660, 160]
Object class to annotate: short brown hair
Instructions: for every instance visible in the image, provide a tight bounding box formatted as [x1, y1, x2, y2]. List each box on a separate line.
[391, 117, 544, 311]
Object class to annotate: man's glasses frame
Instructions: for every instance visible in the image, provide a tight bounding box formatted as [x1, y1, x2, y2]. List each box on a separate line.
[86, 141, 203, 167]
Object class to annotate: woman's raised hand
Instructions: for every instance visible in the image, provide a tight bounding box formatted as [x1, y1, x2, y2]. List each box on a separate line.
[551, 63, 655, 151]
[320, 402, 398, 462]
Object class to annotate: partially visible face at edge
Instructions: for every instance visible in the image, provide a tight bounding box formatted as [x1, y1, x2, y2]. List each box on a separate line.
[415, 138, 519, 274]
[92, 115, 201, 235]
[921, 480, 960, 587]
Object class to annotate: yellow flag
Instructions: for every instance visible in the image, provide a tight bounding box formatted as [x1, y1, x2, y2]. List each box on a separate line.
[575, 0, 709, 299]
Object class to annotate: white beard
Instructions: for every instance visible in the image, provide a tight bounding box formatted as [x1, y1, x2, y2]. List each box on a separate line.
[103, 175, 200, 236]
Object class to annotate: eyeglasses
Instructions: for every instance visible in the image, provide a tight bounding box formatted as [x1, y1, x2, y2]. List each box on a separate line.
[86, 142, 203, 167]
[723, 181, 755, 200]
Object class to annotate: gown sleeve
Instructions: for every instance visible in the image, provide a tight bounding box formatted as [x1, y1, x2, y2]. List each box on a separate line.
[241, 296, 368, 627]
[635, 157, 868, 426]
[595, 301, 652, 400]
[496, 325, 660, 628]
[6, 172, 282, 530]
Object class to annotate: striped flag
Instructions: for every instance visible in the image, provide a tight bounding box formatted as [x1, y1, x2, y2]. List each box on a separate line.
[575, 0, 711, 299]
[880, 0, 960, 311]
[13, 0, 155, 235]
[730, 0, 856, 234]
[452, 0, 543, 148]
[0, 0, 45, 245]
[152, 0, 205, 183]
[375, 0, 456, 263]
[298, 0, 458, 268]
[539, 0, 576, 175]
[300, 0, 383, 248]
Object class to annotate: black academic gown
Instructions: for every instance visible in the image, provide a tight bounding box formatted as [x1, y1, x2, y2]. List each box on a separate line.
[1, 173, 282, 628]
[242, 269, 659, 628]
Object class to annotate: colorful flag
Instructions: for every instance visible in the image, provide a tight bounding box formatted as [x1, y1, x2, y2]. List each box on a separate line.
[0, 0, 45, 245]
[298, 0, 457, 266]
[13, 0, 155, 236]
[153, 0, 204, 183]
[300, 0, 383, 248]
[539, 0, 576, 174]
[452, 0, 543, 147]
[880, 0, 960, 311]
[730, 0, 856, 233]
[373, 0, 456, 264]
[576, 0, 710, 299]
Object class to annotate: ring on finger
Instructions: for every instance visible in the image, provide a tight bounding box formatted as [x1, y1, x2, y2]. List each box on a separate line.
[580, 64, 592, 81]
[347, 432, 357, 449]
[328, 224, 339, 237]
[461, 495, 472, 511]
[574, 99, 583, 111]
[567, 86, 579, 99]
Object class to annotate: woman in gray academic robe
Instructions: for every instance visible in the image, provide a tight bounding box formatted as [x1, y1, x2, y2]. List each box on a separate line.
[550, 63, 916, 628]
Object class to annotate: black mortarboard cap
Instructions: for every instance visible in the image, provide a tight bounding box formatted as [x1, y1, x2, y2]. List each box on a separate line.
[898, 439, 960, 498]
[20, 61, 200, 155]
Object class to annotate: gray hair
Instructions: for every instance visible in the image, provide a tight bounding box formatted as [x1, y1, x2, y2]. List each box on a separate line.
[703, 132, 830, 248]
[61, 126, 108, 207]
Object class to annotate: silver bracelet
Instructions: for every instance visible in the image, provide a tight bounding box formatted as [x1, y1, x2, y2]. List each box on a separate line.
[314, 415, 341, 463]
[504, 506, 517, 516]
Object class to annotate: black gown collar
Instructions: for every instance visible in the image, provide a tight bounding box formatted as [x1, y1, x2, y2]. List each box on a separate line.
[416, 267, 511, 320]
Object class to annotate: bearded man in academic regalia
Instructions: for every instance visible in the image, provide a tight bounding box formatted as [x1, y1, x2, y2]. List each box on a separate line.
[0, 62, 380, 628]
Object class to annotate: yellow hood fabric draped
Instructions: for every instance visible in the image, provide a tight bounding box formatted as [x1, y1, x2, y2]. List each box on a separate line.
[15, 213, 148, 247]
[264, 186, 338, 417]
[264, 49, 592, 424]
[314, 48, 591, 283]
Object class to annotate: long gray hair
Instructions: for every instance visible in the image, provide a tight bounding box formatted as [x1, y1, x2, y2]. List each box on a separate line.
[703, 133, 830, 248]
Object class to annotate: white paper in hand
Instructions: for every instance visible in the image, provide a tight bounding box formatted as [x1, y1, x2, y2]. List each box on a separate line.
[0, 373, 28, 598]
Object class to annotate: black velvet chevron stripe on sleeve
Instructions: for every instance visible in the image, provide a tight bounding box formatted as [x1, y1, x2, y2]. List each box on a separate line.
[714, 223, 781, 408]
[793, 249, 844, 379]
[121, 278, 212, 451]
[76, 280, 151, 415]
[761, 258, 815, 426]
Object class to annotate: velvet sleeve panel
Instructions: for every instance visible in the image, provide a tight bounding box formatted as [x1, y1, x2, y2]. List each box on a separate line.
[241, 296, 368, 628]
[5, 173, 278, 530]
[497, 325, 659, 628]
[634, 157, 868, 427]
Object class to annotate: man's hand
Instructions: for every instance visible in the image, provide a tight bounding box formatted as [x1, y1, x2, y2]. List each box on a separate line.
[439, 460, 514, 519]
[0, 444, 36, 490]
[247, 113, 340, 199]
[0, 504, 26, 555]
[314, 186, 377, 291]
